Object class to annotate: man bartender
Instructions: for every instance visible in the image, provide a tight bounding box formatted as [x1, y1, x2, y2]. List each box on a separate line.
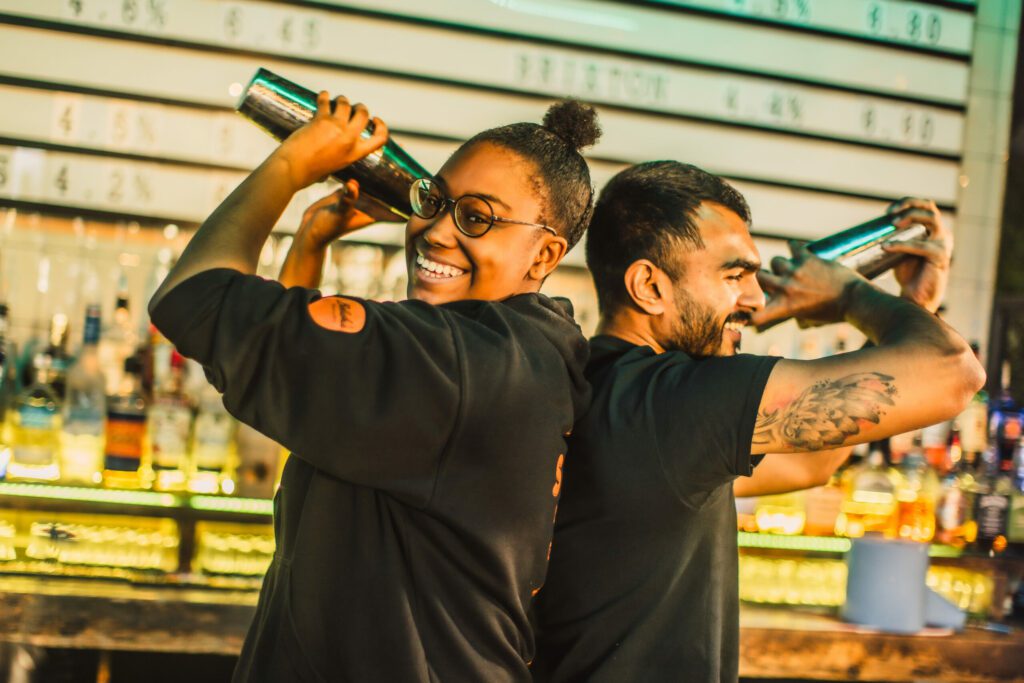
[532, 161, 979, 682]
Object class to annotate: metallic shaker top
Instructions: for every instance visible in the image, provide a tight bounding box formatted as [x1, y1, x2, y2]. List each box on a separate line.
[807, 210, 928, 279]
[236, 68, 431, 223]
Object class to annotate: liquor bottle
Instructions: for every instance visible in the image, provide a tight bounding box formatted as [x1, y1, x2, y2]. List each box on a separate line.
[237, 68, 431, 223]
[59, 303, 106, 485]
[44, 312, 71, 400]
[935, 430, 979, 548]
[834, 447, 901, 538]
[7, 353, 62, 481]
[956, 385, 990, 460]
[189, 380, 236, 494]
[972, 446, 1011, 556]
[235, 422, 282, 499]
[1007, 439, 1024, 546]
[0, 302, 15, 440]
[895, 437, 939, 543]
[921, 420, 952, 474]
[103, 356, 147, 489]
[754, 491, 806, 535]
[148, 350, 192, 492]
[98, 272, 137, 396]
[989, 361, 1021, 477]
[803, 467, 846, 536]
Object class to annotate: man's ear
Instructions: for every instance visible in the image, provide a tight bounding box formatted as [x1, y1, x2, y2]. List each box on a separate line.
[528, 235, 569, 281]
[624, 259, 670, 315]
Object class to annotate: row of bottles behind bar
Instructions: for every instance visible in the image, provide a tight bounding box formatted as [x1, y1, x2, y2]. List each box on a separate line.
[746, 356, 1024, 554]
[0, 282, 284, 498]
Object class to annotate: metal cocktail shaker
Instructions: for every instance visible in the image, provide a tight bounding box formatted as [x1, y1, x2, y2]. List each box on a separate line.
[236, 68, 430, 222]
[806, 209, 928, 279]
[757, 210, 930, 330]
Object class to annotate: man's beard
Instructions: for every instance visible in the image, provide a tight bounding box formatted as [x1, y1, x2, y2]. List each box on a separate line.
[665, 285, 750, 358]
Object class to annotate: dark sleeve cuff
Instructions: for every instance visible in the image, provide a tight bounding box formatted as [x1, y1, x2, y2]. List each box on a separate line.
[149, 268, 243, 369]
[734, 355, 782, 476]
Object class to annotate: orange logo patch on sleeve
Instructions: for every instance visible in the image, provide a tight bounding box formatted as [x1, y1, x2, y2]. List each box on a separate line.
[308, 297, 367, 333]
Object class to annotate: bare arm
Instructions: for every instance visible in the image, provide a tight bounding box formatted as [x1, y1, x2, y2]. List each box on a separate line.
[744, 197, 960, 476]
[734, 446, 852, 497]
[149, 92, 387, 314]
[749, 273, 983, 455]
[279, 182, 375, 289]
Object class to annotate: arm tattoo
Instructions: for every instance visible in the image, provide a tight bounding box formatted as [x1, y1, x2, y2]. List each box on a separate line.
[753, 372, 896, 450]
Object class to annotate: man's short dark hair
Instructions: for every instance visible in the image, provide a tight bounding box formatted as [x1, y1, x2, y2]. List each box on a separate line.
[585, 161, 751, 314]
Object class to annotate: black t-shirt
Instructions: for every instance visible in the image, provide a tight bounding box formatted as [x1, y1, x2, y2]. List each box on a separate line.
[532, 336, 779, 683]
[150, 269, 590, 683]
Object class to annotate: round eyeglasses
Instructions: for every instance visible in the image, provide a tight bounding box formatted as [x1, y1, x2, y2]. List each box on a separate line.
[408, 178, 557, 238]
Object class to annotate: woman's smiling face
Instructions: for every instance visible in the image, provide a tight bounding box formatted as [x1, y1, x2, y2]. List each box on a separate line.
[405, 142, 564, 304]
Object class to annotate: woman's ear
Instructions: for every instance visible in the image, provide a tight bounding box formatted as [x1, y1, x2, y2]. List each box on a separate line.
[527, 234, 569, 281]
[624, 260, 669, 315]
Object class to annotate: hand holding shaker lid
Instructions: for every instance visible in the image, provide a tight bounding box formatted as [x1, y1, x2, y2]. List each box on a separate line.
[236, 68, 431, 223]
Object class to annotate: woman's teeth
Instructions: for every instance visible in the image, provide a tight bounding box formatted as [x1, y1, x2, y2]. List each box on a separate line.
[724, 321, 745, 332]
[416, 253, 467, 279]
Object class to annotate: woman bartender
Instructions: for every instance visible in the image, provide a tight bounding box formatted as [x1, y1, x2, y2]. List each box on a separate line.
[148, 93, 600, 682]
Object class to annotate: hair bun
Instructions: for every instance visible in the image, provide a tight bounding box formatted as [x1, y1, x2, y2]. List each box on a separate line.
[542, 100, 601, 152]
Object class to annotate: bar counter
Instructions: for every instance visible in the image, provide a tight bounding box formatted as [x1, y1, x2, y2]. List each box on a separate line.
[0, 576, 1021, 681]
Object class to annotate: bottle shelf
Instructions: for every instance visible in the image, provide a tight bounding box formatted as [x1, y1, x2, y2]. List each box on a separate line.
[0, 481, 272, 518]
[736, 531, 966, 558]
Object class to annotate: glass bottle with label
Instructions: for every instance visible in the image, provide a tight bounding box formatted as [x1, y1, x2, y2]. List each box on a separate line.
[935, 431, 979, 548]
[956, 386, 990, 464]
[834, 447, 901, 538]
[895, 437, 940, 543]
[0, 302, 16, 451]
[98, 272, 136, 396]
[972, 447, 1011, 556]
[754, 491, 806, 535]
[189, 380, 236, 494]
[235, 422, 282, 499]
[1007, 439, 1024, 547]
[44, 312, 71, 400]
[103, 356, 147, 489]
[148, 350, 192, 491]
[7, 353, 62, 481]
[60, 303, 106, 485]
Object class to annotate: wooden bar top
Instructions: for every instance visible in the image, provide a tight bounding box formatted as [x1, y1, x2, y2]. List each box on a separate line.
[0, 577, 1021, 681]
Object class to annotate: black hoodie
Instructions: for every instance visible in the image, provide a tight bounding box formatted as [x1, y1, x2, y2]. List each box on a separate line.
[150, 269, 590, 682]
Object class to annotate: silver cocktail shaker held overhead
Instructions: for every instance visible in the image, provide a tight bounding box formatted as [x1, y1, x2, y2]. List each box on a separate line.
[805, 209, 929, 279]
[758, 209, 930, 330]
[236, 68, 431, 223]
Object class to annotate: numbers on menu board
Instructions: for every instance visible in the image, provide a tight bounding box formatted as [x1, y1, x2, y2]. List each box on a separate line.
[224, 7, 242, 40]
[866, 2, 942, 46]
[54, 164, 70, 197]
[277, 15, 319, 50]
[862, 103, 935, 145]
[107, 168, 124, 204]
[63, 0, 166, 28]
[220, 5, 320, 51]
[766, 0, 811, 21]
[105, 167, 154, 207]
[723, 84, 803, 127]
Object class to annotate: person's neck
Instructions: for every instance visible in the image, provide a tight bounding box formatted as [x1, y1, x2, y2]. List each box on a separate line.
[595, 309, 666, 354]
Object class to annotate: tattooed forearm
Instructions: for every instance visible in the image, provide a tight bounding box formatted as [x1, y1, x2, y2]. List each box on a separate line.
[753, 372, 896, 450]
